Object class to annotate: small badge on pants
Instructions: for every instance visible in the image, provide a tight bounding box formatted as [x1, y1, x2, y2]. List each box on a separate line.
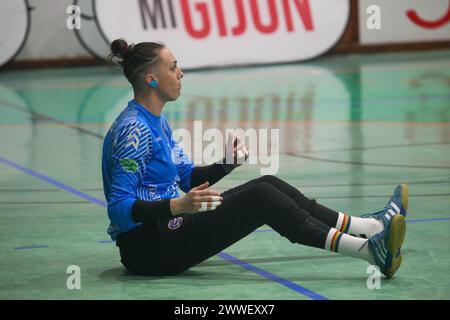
[168, 217, 183, 230]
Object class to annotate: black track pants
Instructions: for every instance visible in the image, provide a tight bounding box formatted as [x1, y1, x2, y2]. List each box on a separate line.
[117, 175, 335, 276]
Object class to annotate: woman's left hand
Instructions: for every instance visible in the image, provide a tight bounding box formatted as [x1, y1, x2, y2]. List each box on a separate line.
[225, 133, 249, 168]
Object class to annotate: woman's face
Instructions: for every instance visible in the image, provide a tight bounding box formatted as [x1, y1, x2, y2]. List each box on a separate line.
[152, 47, 184, 102]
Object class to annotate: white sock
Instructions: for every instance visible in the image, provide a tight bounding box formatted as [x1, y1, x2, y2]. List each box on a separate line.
[336, 212, 383, 238]
[325, 228, 375, 264]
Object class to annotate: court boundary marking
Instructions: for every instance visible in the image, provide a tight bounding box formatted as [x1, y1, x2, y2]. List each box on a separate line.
[3, 155, 450, 299]
[0, 155, 328, 300]
[1, 192, 450, 204]
[1, 178, 449, 192]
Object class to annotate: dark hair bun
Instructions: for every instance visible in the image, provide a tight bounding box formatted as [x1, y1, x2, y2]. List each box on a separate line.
[110, 39, 129, 59]
[107, 40, 165, 85]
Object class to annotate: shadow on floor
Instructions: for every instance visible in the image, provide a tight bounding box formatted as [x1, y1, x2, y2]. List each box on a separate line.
[96, 253, 373, 284]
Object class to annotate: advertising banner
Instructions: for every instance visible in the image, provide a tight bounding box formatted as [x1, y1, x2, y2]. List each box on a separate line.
[93, 0, 350, 68]
[359, 0, 450, 44]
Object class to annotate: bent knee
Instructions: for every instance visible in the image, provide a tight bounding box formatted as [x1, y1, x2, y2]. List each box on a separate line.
[249, 181, 277, 199]
[257, 175, 285, 188]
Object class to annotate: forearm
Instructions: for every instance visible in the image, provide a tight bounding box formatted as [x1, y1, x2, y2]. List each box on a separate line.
[131, 198, 175, 223]
[190, 162, 233, 188]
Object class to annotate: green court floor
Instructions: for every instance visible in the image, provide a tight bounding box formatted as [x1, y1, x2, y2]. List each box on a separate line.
[0, 49, 449, 300]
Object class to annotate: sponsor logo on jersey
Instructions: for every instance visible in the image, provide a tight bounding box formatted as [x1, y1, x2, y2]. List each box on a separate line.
[120, 158, 139, 173]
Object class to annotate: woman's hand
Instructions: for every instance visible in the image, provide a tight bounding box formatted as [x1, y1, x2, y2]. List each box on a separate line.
[224, 133, 249, 170]
[170, 181, 223, 215]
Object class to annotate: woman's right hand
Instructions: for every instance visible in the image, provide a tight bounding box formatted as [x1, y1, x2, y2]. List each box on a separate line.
[170, 181, 223, 215]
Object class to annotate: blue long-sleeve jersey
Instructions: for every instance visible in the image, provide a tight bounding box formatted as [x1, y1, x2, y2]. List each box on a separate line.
[102, 99, 194, 240]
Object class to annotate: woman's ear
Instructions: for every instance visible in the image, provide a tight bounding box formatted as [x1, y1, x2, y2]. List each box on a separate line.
[144, 73, 158, 88]
[144, 73, 153, 85]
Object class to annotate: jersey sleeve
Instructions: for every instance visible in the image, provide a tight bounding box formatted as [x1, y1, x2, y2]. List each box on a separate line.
[163, 118, 194, 193]
[107, 121, 151, 230]
[172, 140, 194, 193]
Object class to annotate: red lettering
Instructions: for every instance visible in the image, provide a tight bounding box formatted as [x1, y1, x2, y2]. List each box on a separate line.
[180, 0, 315, 39]
[181, 0, 211, 39]
[214, 0, 227, 36]
[407, 2, 450, 29]
[232, 0, 246, 36]
[283, 0, 314, 31]
[283, 0, 294, 31]
[250, 0, 278, 34]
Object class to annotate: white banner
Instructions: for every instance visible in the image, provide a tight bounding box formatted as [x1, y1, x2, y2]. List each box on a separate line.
[359, 0, 450, 44]
[0, 0, 30, 66]
[93, 0, 350, 68]
[75, 0, 110, 59]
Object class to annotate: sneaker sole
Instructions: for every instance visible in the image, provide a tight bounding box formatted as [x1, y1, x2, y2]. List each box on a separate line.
[401, 184, 408, 214]
[385, 215, 406, 278]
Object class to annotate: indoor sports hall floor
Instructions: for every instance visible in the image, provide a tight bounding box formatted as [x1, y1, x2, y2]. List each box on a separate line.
[0, 49, 449, 300]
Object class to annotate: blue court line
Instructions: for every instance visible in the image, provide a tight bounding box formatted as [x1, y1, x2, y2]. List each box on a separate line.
[66, 216, 450, 246]
[28, 217, 450, 251]
[0, 157, 107, 207]
[0, 156, 326, 300]
[99, 216, 450, 243]
[216, 252, 328, 300]
[5, 156, 448, 299]
[14, 245, 48, 250]
[406, 217, 450, 223]
[253, 217, 450, 234]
